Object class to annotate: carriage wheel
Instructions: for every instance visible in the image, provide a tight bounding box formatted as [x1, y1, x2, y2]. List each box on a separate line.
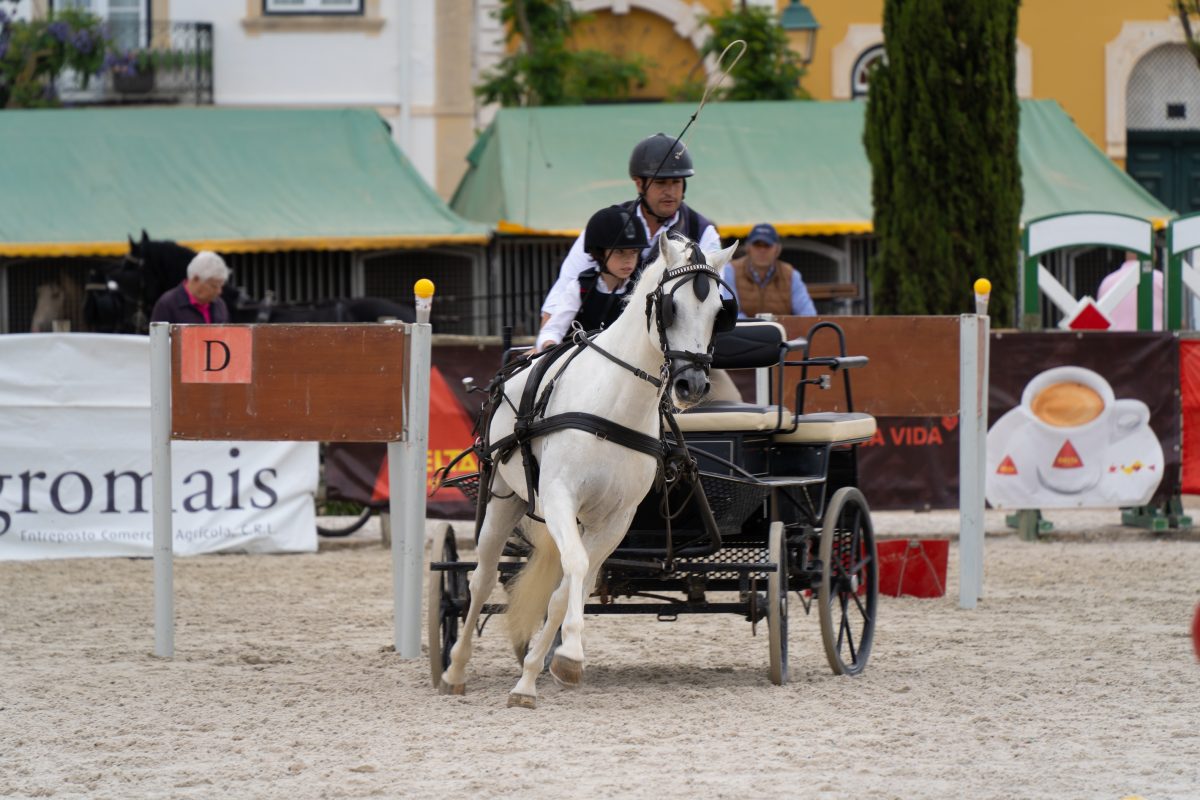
[766, 521, 790, 685]
[314, 502, 373, 537]
[427, 524, 468, 688]
[818, 487, 878, 676]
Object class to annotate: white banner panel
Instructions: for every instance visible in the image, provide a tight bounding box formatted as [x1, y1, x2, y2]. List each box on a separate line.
[0, 334, 318, 560]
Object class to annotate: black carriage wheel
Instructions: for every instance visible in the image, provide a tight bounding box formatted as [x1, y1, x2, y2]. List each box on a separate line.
[315, 502, 373, 537]
[818, 487, 878, 676]
[767, 521, 789, 685]
[427, 524, 469, 688]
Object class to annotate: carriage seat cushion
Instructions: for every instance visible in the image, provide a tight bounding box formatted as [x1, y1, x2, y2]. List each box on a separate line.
[772, 412, 877, 444]
[674, 401, 789, 432]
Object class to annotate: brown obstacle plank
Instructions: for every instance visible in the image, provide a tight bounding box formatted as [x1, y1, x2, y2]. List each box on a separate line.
[779, 316, 962, 417]
[171, 324, 407, 441]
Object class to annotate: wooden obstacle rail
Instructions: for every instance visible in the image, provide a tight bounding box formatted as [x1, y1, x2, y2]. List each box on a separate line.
[150, 322, 431, 658]
[773, 315, 990, 610]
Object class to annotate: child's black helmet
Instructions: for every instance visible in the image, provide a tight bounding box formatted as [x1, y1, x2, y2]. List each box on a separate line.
[584, 206, 650, 251]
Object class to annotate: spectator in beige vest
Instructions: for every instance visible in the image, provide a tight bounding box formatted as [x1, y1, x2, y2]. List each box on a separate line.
[720, 223, 815, 318]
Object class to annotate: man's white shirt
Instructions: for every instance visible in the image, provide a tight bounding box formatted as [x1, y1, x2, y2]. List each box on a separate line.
[540, 204, 721, 317]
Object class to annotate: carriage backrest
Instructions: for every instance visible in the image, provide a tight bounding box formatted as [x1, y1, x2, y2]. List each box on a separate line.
[711, 320, 802, 370]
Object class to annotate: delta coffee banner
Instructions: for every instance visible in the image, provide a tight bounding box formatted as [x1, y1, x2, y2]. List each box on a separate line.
[985, 332, 1178, 509]
[0, 335, 318, 560]
[861, 333, 1179, 510]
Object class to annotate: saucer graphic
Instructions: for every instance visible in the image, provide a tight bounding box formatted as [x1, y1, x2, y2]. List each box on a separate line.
[985, 407, 1164, 509]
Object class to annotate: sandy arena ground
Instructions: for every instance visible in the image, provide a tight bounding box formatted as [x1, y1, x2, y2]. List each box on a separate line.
[2, 507, 1198, 800]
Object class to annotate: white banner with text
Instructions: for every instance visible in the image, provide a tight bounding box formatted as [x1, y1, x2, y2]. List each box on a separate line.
[0, 334, 318, 560]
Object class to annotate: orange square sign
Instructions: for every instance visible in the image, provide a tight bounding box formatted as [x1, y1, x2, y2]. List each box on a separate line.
[180, 326, 253, 383]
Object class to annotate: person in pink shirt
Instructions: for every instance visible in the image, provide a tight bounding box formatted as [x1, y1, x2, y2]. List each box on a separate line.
[150, 251, 231, 324]
[1097, 254, 1163, 331]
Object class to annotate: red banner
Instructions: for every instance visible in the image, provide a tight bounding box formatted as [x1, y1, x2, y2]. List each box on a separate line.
[1180, 340, 1200, 493]
[325, 365, 479, 518]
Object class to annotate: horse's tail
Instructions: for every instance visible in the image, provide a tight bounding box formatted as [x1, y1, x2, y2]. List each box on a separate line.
[505, 522, 562, 657]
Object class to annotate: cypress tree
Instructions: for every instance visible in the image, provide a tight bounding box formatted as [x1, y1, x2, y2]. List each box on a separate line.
[863, 0, 1021, 319]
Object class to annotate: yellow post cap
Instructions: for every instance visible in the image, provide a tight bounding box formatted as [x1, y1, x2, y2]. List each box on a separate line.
[974, 278, 992, 295]
[414, 278, 435, 298]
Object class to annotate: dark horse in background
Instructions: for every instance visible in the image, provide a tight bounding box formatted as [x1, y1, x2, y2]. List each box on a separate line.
[85, 231, 415, 333]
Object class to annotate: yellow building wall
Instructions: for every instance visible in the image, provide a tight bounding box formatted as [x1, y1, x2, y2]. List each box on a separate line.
[800, 0, 884, 102]
[562, 1, 1186, 165]
[570, 9, 705, 101]
[800, 0, 1183, 164]
[1016, 0, 1178, 167]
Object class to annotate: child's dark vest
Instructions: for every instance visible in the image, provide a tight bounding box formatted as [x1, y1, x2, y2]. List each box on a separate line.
[575, 268, 629, 332]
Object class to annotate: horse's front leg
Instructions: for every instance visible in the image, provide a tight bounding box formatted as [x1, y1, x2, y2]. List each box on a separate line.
[439, 486, 523, 694]
[539, 491, 590, 685]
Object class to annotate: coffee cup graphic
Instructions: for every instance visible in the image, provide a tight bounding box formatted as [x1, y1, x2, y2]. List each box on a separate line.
[1018, 366, 1150, 495]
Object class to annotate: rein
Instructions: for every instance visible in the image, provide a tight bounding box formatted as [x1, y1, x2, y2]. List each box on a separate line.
[571, 326, 664, 389]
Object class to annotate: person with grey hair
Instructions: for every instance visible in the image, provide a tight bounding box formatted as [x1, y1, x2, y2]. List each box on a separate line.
[150, 250, 231, 324]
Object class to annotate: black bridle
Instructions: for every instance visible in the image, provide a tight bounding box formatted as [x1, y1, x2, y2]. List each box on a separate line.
[644, 261, 737, 390]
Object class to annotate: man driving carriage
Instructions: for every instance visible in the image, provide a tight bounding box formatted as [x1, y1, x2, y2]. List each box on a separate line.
[539, 133, 722, 327]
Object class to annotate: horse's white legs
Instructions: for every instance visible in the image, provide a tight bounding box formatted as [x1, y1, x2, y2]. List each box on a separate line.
[439, 481, 524, 693]
[509, 571, 571, 702]
[540, 492, 590, 666]
[507, 503, 643, 705]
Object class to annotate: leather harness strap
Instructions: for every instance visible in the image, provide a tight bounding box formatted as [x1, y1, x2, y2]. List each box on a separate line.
[463, 256, 724, 526]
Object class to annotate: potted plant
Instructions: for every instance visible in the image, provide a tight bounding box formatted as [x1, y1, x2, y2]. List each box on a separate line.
[0, 7, 111, 108]
[112, 48, 154, 94]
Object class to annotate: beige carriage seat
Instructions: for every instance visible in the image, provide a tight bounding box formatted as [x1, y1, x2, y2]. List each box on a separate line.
[674, 400, 791, 432]
[772, 412, 876, 445]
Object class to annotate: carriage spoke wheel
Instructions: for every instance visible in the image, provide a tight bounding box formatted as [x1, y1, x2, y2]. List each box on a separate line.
[818, 487, 878, 676]
[427, 524, 468, 689]
[767, 521, 789, 685]
[314, 502, 373, 537]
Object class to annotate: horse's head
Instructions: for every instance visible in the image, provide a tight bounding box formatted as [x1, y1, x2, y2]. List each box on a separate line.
[638, 232, 738, 410]
[31, 279, 82, 332]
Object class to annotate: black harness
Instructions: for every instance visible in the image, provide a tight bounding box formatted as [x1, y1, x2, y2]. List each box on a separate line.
[460, 258, 736, 526]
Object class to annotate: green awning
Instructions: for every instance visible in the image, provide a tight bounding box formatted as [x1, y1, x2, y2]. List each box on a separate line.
[0, 107, 490, 257]
[451, 99, 1172, 238]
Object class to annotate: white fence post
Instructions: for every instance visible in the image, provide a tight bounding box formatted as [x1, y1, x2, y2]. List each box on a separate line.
[391, 320, 432, 658]
[150, 323, 174, 657]
[958, 314, 990, 609]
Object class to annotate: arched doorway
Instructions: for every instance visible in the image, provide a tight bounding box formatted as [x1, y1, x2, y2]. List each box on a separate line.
[1125, 43, 1200, 214]
[568, 6, 706, 101]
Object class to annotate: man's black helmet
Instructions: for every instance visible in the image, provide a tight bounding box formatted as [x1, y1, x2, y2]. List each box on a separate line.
[628, 133, 694, 179]
[584, 206, 650, 251]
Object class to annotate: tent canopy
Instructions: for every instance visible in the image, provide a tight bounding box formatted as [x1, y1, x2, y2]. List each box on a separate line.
[451, 99, 1172, 239]
[0, 107, 489, 257]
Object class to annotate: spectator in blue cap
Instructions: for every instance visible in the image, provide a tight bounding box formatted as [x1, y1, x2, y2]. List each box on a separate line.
[720, 223, 815, 318]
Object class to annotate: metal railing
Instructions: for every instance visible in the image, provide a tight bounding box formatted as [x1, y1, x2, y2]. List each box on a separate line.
[58, 20, 213, 106]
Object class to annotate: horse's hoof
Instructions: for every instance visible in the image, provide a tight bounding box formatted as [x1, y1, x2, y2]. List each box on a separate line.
[549, 653, 584, 688]
[438, 679, 466, 696]
[507, 692, 537, 709]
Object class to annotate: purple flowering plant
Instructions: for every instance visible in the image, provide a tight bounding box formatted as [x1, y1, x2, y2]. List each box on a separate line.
[0, 4, 113, 108]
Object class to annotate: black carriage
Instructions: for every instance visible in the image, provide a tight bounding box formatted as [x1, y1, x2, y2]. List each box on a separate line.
[430, 319, 878, 685]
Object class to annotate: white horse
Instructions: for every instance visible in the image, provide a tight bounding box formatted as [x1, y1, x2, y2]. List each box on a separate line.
[31, 278, 84, 332]
[439, 233, 738, 708]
